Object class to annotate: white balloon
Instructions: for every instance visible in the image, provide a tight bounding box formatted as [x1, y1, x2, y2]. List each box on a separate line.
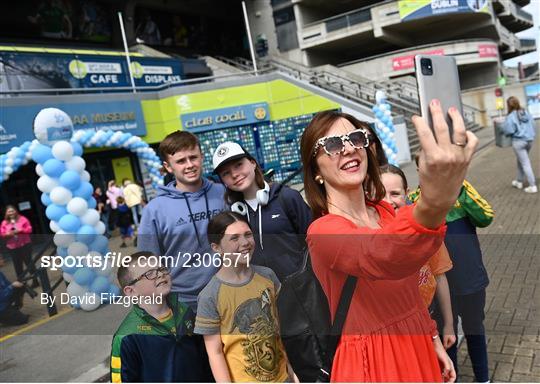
[66, 281, 86, 297]
[67, 197, 88, 216]
[63, 272, 74, 283]
[49, 220, 60, 233]
[37, 175, 59, 193]
[80, 293, 100, 311]
[68, 242, 89, 258]
[54, 230, 75, 248]
[50, 186, 73, 205]
[64, 156, 86, 173]
[52, 141, 74, 161]
[80, 170, 91, 182]
[33, 108, 74, 146]
[36, 163, 44, 176]
[81, 209, 100, 226]
[94, 221, 106, 235]
[4, 166, 13, 175]
[6, 158, 14, 167]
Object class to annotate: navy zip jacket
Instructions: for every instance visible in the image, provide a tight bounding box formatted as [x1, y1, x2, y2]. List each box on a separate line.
[244, 183, 312, 281]
[110, 294, 205, 382]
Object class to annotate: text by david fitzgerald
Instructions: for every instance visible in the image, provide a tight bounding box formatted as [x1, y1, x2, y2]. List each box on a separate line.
[41, 293, 162, 308]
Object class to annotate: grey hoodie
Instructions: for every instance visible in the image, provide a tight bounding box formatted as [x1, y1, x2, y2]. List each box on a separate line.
[137, 178, 226, 310]
[504, 109, 536, 141]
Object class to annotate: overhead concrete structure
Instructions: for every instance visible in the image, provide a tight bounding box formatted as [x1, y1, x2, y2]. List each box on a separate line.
[256, 0, 535, 89]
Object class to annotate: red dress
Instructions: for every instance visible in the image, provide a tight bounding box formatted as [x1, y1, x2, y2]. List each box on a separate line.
[307, 201, 446, 382]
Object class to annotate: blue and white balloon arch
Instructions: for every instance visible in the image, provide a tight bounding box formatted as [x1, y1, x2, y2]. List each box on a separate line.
[0, 108, 164, 311]
[372, 90, 398, 165]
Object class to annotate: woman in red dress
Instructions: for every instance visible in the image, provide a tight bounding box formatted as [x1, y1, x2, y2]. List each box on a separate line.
[300, 100, 477, 382]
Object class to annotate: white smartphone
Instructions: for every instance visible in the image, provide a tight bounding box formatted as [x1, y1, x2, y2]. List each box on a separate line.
[415, 55, 464, 140]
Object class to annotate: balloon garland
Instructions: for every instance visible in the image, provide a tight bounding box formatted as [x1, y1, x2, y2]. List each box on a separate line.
[31, 108, 121, 311]
[71, 129, 164, 189]
[372, 90, 398, 165]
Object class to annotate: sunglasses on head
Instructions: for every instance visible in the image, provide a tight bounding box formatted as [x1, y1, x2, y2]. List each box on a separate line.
[313, 128, 370, 157]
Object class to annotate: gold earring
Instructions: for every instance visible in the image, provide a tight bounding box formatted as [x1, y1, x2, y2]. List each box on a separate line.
[315, 175, 324, 184]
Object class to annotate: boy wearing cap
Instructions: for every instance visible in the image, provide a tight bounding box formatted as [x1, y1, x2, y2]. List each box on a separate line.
[137, 131, 226, 310]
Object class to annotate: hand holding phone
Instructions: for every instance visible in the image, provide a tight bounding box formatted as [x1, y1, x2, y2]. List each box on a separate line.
[415, 55, 464, 142]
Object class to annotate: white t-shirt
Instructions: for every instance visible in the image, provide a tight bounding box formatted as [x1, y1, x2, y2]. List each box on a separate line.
[245, 198, 259, 211]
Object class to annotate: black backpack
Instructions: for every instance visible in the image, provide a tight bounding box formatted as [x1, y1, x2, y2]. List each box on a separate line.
[277, 249, 357, 382]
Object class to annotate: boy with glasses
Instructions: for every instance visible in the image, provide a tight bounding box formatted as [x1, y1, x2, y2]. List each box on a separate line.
[110, 251, 204, 383]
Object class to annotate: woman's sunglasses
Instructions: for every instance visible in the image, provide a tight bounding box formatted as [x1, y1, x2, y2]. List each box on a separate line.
[313, 129, 370, 157]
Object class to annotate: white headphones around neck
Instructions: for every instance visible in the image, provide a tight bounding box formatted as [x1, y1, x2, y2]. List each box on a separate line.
[231, 182, 270, 216]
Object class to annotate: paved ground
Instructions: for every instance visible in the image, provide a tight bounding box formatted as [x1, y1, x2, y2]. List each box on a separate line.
[0, 125, 538, 382]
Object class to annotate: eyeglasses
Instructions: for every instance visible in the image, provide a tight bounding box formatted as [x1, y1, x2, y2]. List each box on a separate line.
[128, 267, 169, 286]
[313, 129, 370, 157]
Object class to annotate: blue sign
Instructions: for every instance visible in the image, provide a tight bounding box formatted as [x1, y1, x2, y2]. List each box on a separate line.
[0, 100, 146, 153]
[0, 51, 184, 91]
[181, 103, 270, 133]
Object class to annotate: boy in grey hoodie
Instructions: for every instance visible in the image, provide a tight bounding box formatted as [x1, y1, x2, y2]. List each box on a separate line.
[137, 131, 226, 310]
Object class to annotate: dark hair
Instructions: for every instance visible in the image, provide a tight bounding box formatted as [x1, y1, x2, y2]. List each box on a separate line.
[507, 96, 522, 114]
[159, 131, 201, 162]
[300, 110, 386, 219]
[380, 164, 408, 191]
[207, 211, 249, 245]
[3, 205, 19, 221]
[367, 124, 388, 166]
[116, 196, 125, 204]
[221, 156, 266, 205]
[117, 251, 154, 289]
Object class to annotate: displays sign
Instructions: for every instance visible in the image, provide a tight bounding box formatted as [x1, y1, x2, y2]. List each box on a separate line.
[0, 100, 146, 153]
[392, 49, 444, 71]
[398, 0, 490, 21]
[525, 83, 540, 119]
[181, 103, 270, 132]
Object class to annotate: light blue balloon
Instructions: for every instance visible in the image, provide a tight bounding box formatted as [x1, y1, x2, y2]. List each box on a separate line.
[62, 264, 78, 275]
[90, 235, 109, 254]
[90, 276, 110, 294]
[41, 193, 52, 206]
[59, 170, 81, 190]
[74, 267, 96, 287]
[71, 142, 83, 157]
[73, 182, 94, 200]
[57, 246, 69, 257]
[43, 159, 66, 178]
[46, 204, 68, 222]
[13, 158, 22, 168]
[58, 214, 81, 233]
[32, 144, 53, 164]
[87, 197, 97, 209]
[76, 225, 97, 244]
[109, 284, 121, 296]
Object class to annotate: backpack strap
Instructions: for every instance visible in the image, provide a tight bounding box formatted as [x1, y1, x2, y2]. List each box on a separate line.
[319, 275, 357, 381]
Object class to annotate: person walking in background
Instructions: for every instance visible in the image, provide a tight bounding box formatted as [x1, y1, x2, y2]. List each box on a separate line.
[116, 197, 134, 248]
[106, 180, 123, 233]
[410, 156, 494, 382]
[503, 96, 537, 194]
[212, 142, 312, 281]
[122, 179, 144, 229]
[93, 186, 109, 237]
[0, 205, 38, 288]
